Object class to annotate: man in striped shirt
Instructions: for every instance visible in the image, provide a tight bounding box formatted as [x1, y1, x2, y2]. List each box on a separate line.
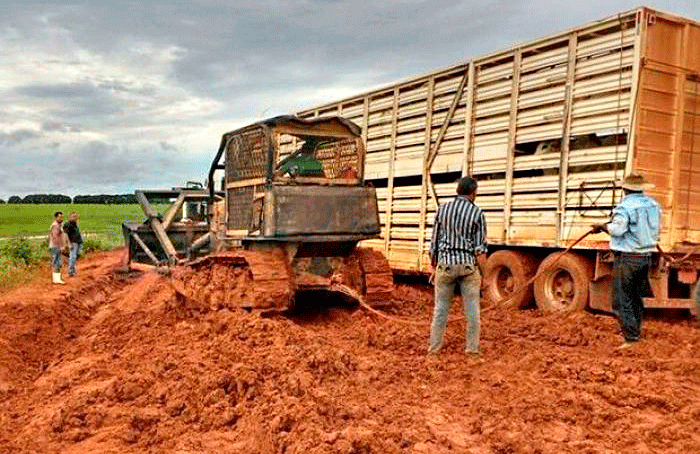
[428, 177, 488, 356]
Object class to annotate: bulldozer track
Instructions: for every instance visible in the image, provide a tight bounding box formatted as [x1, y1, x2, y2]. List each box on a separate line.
[170, 250, 294, 310]
[169, 247, 394, 311]
[353, 248, 394, 305]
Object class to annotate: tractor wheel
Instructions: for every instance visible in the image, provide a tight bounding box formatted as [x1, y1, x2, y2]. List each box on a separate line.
[533, 252, 593, 312]
[482, 250, 538, 308]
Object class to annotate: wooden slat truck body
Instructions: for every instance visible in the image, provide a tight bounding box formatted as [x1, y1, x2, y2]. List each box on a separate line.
[297, 7, 700, 315]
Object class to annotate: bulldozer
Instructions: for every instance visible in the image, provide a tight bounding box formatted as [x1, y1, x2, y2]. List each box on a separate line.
[122, 115, 393, 310]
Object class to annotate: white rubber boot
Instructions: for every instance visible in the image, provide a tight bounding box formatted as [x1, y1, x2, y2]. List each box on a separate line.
[52, 272, 65, 285]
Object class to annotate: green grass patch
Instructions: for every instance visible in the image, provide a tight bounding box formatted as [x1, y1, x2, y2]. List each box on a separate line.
[0, 232, 124, 292]
[0, 204, 165, 291]
[0, 260, 44, 292]
[0, 204, 167, 240]
[0, 236, 49, 292]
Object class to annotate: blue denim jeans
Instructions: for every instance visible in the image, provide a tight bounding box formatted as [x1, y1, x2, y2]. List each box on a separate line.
[612, 252, 651, 342]
[68, 242, 81, 275]
[428, 263, 481, 354]
[50, 247, 62, 273]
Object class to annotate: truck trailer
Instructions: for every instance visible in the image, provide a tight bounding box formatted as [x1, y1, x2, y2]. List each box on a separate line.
[296, 7, 700, 316]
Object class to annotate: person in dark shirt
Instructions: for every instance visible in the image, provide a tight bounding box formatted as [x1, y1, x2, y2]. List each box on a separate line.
[63, 211, 83, 277]
[428, 177, 488, 356]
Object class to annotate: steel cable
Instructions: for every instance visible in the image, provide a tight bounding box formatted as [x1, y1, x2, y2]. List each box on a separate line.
[359, 227, 598, 326]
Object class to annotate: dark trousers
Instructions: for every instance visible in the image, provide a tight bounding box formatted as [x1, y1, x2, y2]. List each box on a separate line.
[612, 252, 651, 342]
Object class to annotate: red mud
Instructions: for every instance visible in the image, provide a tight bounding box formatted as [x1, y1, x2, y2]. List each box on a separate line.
[1, 250, 700, 453]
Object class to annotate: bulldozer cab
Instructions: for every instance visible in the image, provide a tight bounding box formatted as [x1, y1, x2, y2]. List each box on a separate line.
[209, 116, 380, 245]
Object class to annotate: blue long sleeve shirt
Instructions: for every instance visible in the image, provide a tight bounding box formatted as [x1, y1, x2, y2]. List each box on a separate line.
[606, 192, 660, 254]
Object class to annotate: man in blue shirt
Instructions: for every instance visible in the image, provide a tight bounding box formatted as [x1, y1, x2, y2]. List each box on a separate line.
[428, 177, 488, 356]
[593, 173, 660, 348]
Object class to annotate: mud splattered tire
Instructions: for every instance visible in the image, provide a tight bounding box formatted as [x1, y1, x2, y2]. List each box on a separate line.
[483, 250, 538, 308]
[533, 252, 593, 312]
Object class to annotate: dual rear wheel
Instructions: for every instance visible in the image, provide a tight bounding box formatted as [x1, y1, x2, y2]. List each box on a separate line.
[533, 253, 593, 312]
[482, 250, 593, 312]
[482, 250, 537, 308]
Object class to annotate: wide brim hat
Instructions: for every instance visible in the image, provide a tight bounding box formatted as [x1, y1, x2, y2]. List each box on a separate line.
[620, 173, 654, 191]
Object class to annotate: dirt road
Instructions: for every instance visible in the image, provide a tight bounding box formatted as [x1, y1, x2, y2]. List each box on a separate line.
[1, 250, 699, 453]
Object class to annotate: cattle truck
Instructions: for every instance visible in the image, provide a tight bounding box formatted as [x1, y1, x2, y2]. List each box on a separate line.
[296, 7, 700, 317]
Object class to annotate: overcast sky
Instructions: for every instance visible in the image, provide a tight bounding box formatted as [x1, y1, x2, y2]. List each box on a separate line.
[1, 1, 698, 199]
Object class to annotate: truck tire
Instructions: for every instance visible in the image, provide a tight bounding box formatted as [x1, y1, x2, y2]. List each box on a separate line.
[692, 281, 700, 325]
[533, 252, 593, 312]
[483, 250, 538, 308]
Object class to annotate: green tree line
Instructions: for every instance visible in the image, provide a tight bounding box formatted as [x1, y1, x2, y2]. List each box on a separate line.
[5, 194, 141, 204]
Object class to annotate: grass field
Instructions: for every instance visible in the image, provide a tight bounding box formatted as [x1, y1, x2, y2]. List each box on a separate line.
[0, 204, 167, 240]
[0, 204, 167, 291]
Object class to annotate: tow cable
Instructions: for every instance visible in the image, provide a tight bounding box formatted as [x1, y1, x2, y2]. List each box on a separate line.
[656, 243, 700, 266]
[358, 227, 601, 326]
[361, 228, 700, 326]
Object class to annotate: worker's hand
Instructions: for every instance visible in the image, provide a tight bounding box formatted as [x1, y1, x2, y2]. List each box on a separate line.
[429, 272, 435, 285]
[590, 223, 608, 234]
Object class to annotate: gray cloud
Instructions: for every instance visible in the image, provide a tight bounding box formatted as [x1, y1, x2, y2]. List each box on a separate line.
[0, 129, 41, 145]
[160, 141, 178, 152]
[0, 139, 207, 197]
[95, 80, 157, 96]
[41, 121, 81, 133]
[16, 82, 123, 116]
[16, 82, 99, 99]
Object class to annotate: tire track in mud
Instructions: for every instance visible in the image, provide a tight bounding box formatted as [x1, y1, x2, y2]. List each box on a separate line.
[0, 252, 134, 388]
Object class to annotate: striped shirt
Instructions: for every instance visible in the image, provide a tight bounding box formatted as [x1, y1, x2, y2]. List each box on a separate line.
[430, 196, 488, 267]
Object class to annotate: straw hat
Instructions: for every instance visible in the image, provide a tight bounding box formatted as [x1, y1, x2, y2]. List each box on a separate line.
[620, 173, 653, 191]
